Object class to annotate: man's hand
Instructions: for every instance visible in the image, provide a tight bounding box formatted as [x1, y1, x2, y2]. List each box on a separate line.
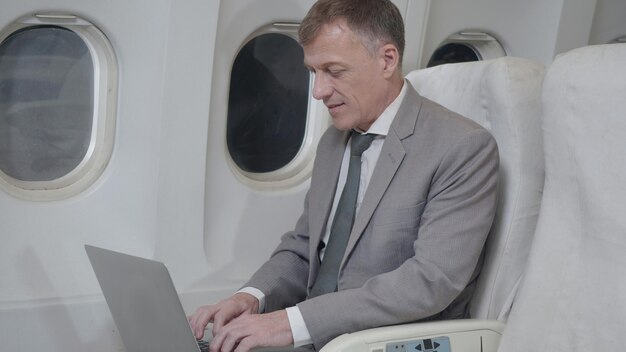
[188, 292, 260, 340]
[209, 310, 294, 352]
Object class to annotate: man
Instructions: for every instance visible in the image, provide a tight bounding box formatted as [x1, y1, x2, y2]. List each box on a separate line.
[189, 0, 499, 351]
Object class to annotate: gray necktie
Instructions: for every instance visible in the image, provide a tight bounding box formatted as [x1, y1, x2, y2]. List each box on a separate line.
[309, 132, 375, 298]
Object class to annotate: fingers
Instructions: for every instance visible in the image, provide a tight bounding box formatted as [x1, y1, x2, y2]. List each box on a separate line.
[190, 293, 260, 341]
[213, 325, 242, 352]
[211, 293, 258, 336]
[209, 310, 294, 352]
[188, 305, 217, 339]
[211, 305, 233, 334]
[209, 316, 249, 352]
[233, 336, 257, 352]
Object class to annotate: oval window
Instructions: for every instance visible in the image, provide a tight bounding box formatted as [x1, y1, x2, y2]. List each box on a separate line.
[427, 32, 506, 68]
[226, 32, 310, 174]
[427, 43, 480, 67]
[0, 25, 94, 181]
[0, 14, 117, 201]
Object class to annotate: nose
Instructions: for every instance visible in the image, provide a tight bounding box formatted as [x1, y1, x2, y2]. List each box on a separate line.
[311, 73, 332, 101]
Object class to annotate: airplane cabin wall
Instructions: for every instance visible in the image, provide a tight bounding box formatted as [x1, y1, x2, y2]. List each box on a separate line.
[202, 0, 318, 293]
[552, 0, 597, 57]
[0, 0, 221, 351]
[420, 0, 611, 67]
[589, 0, 626, 44]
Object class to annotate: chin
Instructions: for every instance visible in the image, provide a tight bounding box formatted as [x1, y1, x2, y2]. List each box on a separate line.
[331, 122, 354, 131]
[330, 116, 357, 131]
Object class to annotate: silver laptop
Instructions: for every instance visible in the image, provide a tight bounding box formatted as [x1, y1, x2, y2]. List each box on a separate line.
[85, 245, 210, 352]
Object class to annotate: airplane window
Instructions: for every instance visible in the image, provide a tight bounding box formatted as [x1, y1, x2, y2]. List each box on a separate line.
[0, 15, 117, 200]
[427, 32, 505, 68]
[427, 43, 480, 67]
[0, 25, 94, 181]
[227, 33, 309, 173]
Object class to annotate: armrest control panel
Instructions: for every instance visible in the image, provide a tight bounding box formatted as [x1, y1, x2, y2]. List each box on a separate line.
[386, 336, 451, 352]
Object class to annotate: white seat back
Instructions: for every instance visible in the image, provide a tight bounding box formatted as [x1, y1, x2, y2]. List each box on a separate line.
[406, 57, 545, 320]
[498, 43, 626, 351]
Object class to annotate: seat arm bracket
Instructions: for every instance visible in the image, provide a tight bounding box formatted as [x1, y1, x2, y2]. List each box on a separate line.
[320, 319, 505, 352]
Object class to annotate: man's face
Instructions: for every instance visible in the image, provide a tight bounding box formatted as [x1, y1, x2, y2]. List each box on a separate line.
[303, 20, 393, 131]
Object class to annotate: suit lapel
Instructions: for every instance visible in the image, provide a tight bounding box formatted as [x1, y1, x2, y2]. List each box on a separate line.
[341, 84, 423, 268]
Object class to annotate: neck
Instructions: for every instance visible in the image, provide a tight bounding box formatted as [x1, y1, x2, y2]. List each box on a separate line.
[381, 75, 405, 112]
[357, 78, 405, 132]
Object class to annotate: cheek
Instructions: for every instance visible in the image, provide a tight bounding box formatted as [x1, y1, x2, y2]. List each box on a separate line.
[349, 79, 373, 101]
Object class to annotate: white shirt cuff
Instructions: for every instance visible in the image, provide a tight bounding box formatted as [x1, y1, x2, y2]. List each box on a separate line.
[236, 287, 265, 313]
[286, 306, 313, 347]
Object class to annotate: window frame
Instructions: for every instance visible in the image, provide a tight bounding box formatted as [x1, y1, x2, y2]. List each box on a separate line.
[0, 14, 118, 201]
[427, 32, 506, 68]
[226, 23, 328, 188]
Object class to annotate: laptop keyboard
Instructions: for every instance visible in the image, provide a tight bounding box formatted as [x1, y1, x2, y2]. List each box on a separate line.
[197, 339, 210, 352]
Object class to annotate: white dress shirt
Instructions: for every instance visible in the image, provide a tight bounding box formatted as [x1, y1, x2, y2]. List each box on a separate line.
[242, 82, 407, 347]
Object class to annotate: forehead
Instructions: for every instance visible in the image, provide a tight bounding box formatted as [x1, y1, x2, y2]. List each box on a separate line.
[302, 20, 367, 68]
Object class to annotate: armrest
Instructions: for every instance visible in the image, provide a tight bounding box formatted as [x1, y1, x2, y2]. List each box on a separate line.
[320, 319, 505, 352]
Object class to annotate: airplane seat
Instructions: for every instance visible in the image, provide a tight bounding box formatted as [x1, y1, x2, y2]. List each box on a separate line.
[496, 43, 626, 351]
[319, 57, 546, 352]
[406, 57, 546, 321]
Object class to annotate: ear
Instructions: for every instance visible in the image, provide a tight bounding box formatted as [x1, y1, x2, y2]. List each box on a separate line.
[380, 43, 400, 78]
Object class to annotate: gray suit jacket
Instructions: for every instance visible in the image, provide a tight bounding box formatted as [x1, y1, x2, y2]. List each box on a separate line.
[245, 84, 499, 349]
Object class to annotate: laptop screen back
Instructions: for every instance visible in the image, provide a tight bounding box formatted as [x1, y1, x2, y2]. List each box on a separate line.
[85, 245, 201, 352]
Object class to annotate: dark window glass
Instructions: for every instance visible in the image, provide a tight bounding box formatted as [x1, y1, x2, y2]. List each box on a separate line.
[0, 25, 94, 181]
[427, 43, 480, 68]
[227, 33, 309, 173]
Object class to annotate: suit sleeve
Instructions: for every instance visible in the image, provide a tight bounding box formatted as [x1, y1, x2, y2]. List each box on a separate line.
[243, 191, 312, 312]
[297, 128, 499, 349]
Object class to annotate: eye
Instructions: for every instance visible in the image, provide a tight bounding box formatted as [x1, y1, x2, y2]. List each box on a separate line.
[327, 68, 345, 78]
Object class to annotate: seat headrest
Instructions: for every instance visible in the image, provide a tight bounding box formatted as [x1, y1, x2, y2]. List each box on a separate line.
[499, 43, 626, 351]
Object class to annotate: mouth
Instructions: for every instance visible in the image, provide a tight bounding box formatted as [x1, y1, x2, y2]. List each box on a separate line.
[326, 102, 344, 114]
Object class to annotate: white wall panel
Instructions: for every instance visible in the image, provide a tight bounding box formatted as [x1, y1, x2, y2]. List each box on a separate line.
[153, 0, 219, 289]
[553, 0, 598, 55]
[589, 0, 626, 44]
